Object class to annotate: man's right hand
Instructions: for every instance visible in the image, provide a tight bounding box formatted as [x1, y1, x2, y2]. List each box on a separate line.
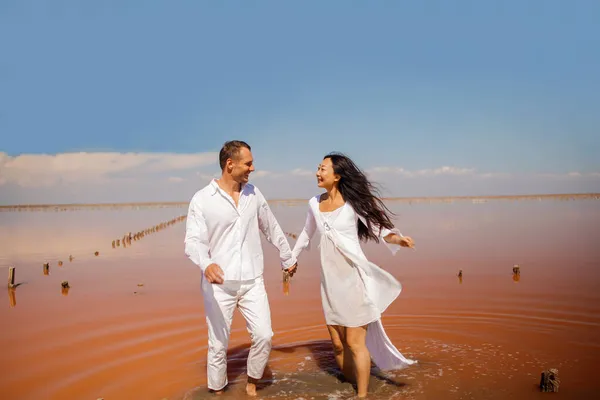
[204, 263, 224, 284]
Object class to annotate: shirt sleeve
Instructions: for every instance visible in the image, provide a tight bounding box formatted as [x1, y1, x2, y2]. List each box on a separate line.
[255, 188, 297, 269]
[184, 197, 214, 272]
[292, 204, 317, 261]
[356, 213, 404, 255]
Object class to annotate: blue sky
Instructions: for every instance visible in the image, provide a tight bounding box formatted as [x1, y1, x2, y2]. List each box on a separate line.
[1, 1, 599, 203]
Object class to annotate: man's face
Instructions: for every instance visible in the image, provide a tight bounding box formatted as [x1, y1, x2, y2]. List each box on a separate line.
[229, 147, 255, 183]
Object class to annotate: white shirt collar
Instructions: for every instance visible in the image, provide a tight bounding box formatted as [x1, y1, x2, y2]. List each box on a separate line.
[209, 178, 249, 196]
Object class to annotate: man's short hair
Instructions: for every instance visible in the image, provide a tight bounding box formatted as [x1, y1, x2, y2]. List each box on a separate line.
[219, 140, 251, 170]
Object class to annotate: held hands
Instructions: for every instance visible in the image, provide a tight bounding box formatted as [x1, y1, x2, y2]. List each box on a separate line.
[205, 262, 298, 284]
[205, 263, 225, 284]
[285, 263, 298, 278]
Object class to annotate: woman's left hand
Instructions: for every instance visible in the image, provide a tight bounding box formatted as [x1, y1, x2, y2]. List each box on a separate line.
[398, 235, 415, 249]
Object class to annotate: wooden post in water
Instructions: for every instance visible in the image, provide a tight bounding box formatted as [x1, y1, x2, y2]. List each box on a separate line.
[540, 369, 559, 392]
[8, 267, 15, 288]
[43, 263, 50, 275]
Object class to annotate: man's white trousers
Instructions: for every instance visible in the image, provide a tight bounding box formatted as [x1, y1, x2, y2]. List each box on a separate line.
[201, 275, 273, 391]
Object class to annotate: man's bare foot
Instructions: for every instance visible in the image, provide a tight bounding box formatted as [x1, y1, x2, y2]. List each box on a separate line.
[246, 377, 258, 396]
[211, 389, 223, 396]
[245, 382, 257, 396]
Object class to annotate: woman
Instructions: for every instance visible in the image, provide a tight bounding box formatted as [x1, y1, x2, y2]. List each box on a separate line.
[292, 152, 417, 398]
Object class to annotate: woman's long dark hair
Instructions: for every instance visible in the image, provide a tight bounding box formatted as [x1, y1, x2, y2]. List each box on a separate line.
[325, 152, 395, 242]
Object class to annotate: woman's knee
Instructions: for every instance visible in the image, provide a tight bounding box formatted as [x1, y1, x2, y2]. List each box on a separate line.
[345, 328, 368, 354]
[346, 339, 367, 354]
[331, 338, 344, 355]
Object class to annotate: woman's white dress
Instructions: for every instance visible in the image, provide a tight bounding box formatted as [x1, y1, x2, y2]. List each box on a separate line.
[292, 195, 417, 371]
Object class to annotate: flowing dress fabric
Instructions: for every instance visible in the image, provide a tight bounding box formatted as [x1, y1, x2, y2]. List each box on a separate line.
[319, 208, 380, 327]
[292, 196, 417, 371]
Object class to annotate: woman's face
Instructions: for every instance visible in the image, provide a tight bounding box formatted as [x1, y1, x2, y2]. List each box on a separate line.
[316, 157, 339, 190]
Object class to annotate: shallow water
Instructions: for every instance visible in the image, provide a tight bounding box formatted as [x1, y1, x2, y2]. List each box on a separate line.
[1, 198, 599, 399]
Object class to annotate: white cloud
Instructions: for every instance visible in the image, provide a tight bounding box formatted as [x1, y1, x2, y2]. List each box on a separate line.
[366, 166, 600, 180]
[367, 165, 476, 178]
[252, 170, 273, 178]
[291, 168, 314, 177]
[414, 166, 476, 176]
[0, 151, 598, 204]
[535, 172, 600, 179]
[0, 151, 217, 187]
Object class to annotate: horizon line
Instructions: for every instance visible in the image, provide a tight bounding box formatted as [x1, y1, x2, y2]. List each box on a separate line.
[1, 192, 598, 210]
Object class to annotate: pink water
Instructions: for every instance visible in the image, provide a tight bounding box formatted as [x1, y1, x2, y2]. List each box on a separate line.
[1, 197, 599, 399]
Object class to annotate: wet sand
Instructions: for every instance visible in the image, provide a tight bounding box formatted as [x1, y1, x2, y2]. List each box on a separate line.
[1, 197, 599, 399]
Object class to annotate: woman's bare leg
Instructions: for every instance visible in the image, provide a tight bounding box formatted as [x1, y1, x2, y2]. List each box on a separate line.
[326, 325, 355, 382]
[345, 325, 370, 398]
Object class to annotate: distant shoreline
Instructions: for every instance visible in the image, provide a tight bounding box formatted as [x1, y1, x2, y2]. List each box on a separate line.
[1, 192, 598, 211]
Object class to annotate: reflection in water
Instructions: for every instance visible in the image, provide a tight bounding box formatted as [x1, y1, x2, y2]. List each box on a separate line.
[8, 288, 16, 308]
[61, 287, 70, 296]
[282, 270, 291, 295]
[513, 273, 521, 282]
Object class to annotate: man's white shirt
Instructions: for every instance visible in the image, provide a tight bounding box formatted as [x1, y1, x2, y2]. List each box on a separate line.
[184, 179, 296, 281]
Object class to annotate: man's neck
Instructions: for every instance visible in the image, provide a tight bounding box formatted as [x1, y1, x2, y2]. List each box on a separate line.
[216, 175, 242, 196]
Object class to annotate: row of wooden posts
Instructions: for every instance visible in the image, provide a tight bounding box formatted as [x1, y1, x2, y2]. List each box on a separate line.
[6, 214, 188, 305]
[111, 215, 186, 249]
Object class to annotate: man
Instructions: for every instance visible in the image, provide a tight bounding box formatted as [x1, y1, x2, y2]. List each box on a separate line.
[184, 140, 297, 396]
